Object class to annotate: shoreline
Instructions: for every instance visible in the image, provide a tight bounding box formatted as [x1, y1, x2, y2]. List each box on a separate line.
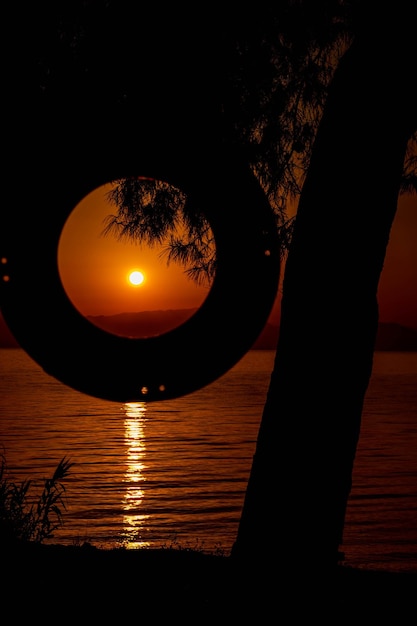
[3, 542, 417, 619]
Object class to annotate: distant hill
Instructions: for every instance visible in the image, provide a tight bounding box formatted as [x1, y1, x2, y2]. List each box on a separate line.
[374, 322, 417, 352]
[87, 309, 197, 338]
[252, 321, 417, 351]
[0, 310, 416, 351]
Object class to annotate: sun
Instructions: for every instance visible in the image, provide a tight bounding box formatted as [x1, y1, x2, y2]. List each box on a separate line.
[128, 270, 145, 286]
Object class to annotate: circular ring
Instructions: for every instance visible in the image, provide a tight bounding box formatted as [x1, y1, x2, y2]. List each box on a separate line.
[1, 137, 280, 402]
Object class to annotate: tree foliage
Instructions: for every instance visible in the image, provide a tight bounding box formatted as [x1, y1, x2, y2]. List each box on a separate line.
[100, 1, 353, 278]
[103, 179, 216, 285]
[101, 1, 416, 280]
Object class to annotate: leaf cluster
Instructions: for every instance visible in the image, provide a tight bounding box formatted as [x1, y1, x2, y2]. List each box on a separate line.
[223, 1, 353, 214]
[103, 178, 216, 286]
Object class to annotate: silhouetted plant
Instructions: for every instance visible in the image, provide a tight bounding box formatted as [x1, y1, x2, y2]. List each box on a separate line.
[0, 453, 73, 544]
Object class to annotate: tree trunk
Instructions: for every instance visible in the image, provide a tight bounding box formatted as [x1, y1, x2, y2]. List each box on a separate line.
[232, 20, 417, 570]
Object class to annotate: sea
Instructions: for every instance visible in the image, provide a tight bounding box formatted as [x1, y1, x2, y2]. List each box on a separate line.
[1, 347, 416, 573]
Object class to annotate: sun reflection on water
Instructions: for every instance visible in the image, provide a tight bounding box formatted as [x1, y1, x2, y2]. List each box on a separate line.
[122, 401, 150, 547]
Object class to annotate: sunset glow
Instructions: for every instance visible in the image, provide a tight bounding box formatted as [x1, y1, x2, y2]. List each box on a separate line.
[57, 183, 214, 328]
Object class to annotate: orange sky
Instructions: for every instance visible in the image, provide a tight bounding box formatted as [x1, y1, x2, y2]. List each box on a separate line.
[271, 191, 417, 328]
[57, 184, 212, 318]
[376, 193, 417, 329]
[57, 185, 417, 330]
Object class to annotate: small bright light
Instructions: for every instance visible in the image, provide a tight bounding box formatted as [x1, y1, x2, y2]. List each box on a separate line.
[129, 271, 145, 286]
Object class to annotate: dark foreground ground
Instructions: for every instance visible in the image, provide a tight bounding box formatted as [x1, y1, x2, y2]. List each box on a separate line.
[2, 542, 416, 622]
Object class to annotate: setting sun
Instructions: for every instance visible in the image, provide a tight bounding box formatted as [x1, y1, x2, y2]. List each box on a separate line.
[129, 270, 145, 286]
[57, 182, 215, 333]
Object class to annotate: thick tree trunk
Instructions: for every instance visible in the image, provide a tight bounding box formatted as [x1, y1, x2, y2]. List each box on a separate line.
[233, 22, 416, 569]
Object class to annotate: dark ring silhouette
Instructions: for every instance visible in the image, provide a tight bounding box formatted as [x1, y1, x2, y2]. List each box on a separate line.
[0, 149, 280, 402]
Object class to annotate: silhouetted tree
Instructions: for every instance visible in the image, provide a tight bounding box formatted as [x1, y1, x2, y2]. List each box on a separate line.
[232, 4, 417, 568]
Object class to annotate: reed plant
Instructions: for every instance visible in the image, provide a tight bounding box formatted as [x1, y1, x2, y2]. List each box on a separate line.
[0, 453, 73, 545]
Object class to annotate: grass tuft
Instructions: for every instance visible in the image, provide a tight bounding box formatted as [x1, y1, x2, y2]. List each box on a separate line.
[0, 452, 73, 545]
